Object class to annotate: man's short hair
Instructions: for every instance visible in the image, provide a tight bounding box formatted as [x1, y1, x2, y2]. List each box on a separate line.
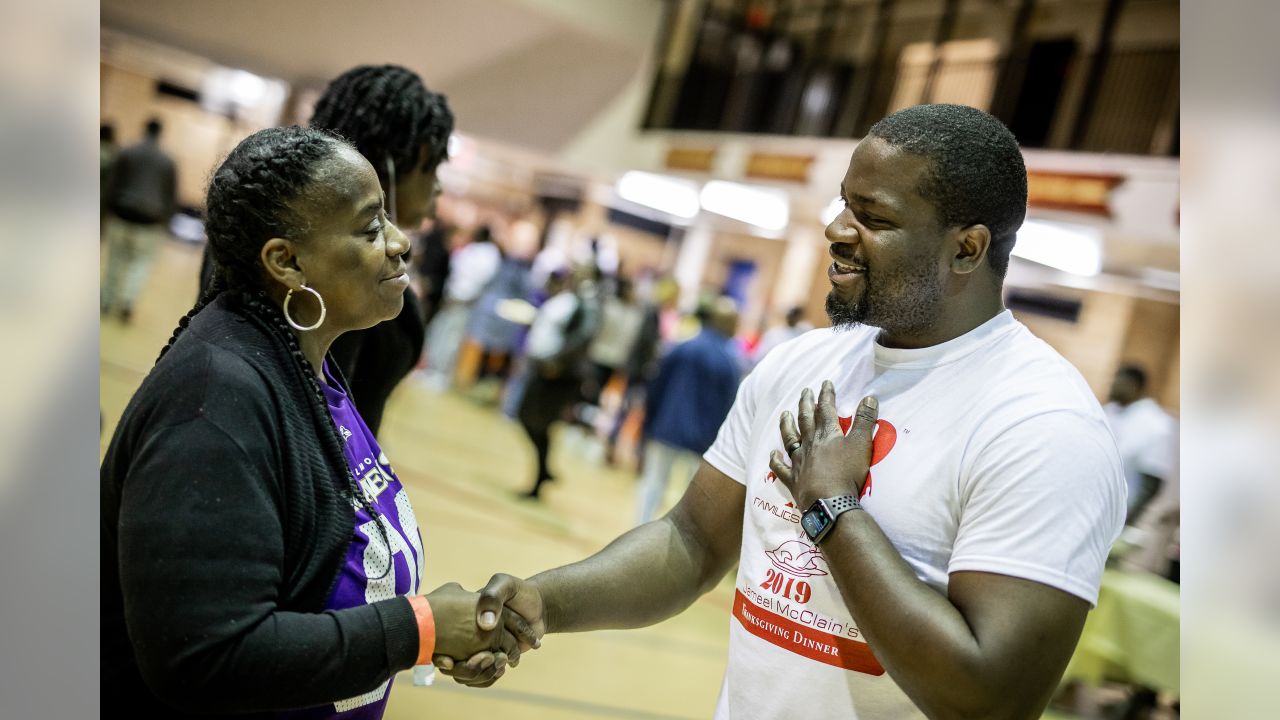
[868, 104, 1027, 277]
[1116, 364, 1148, 392]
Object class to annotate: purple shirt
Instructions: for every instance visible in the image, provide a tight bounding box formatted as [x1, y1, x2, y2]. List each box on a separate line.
[276, 362, 425, 719]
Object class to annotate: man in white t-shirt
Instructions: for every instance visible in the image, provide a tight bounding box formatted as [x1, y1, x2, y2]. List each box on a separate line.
[1103, 364, 1177, 525]
[443, 105, 1126, 718]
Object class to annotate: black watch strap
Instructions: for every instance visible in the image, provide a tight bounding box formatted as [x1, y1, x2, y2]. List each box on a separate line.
[823, 495, 861, 516]
[803, 494, 863, 544]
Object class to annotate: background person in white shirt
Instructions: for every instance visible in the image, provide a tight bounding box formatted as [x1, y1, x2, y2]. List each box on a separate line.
[583, 277, 646, 415]
[437, 105, 1125, 719]
[516, 271, 597, 499]
[1104, 364, 1177, 525]
[422, 227, 502, 389]
[752, 305, 813, 365]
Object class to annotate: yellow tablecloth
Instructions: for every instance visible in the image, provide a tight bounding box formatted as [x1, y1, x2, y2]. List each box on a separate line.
[1063, 569, 1180, 693]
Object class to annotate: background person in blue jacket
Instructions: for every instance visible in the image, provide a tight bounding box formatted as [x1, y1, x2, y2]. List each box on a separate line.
[635, 296, 743, 523]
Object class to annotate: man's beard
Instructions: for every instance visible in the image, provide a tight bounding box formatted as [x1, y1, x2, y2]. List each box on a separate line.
[825, 262, 945, 338]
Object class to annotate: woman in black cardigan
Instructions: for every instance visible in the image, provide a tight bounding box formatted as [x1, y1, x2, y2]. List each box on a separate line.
[197, 64, 452, 437]
[101, 127, 536, 718]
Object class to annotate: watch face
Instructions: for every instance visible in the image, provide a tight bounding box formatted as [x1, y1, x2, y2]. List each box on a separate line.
[802, 511, 828, 540]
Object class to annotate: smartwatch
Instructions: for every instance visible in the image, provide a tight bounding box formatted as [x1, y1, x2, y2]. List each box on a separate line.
[800, 495, 862, 545]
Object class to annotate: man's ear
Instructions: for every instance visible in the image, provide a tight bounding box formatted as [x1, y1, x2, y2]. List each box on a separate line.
[951, 224, 991, 275]
[260, 238, 305, 289]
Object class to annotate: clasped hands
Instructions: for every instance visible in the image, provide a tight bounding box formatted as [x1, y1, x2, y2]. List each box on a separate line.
[421, 574, 544, 687]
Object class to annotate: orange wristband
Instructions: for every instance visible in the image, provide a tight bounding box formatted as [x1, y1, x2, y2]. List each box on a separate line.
[407, 595, 436, 665]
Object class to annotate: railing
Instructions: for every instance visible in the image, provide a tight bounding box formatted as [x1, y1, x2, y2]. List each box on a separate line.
[643, 1, 1179, 157]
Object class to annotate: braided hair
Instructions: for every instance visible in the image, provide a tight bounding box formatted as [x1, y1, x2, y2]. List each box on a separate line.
[309, 64, 454, 187]
[158, 125, 394, 575]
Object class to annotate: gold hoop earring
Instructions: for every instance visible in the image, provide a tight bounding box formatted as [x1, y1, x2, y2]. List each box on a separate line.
[283, 284, 326, 331]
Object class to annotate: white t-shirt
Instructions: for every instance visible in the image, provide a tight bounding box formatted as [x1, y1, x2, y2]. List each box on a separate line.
[525, 291, 579, 361]
[1104, 398, 1177, 513]
[445, 242, 501, 303]
[703, 310, 1126, 719]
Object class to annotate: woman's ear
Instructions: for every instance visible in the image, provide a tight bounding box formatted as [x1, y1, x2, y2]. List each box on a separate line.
[260, 238, 305, 289]
[951, 224, 991, 275]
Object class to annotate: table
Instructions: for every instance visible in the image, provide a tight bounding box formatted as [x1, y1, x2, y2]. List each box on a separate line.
[1063, 568, 1180, 694]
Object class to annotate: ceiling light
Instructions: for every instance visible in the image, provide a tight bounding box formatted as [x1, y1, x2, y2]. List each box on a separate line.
[1141, 267, 1180, 291]
[1012, 219, 1103, 276]
[616, 171, 700, 219]
[699, 180, 790, 231]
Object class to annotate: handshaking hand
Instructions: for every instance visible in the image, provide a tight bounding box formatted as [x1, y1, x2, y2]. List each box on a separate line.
[431, 574, 546, 688]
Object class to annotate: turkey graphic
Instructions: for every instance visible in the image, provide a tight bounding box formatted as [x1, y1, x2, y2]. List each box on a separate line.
[765, 539, 829, 577]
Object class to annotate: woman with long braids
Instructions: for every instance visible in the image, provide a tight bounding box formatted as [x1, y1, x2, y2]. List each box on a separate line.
[197, 64, 453, 436]
[101, 126, 536, 717]
[311, 64, 454, 436]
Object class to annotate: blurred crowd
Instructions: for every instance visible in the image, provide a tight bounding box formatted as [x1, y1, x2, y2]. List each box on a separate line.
[399, 216, 800, 513]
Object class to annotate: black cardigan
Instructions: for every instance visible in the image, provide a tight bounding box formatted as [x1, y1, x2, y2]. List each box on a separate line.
[101, 295, 420, 717]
